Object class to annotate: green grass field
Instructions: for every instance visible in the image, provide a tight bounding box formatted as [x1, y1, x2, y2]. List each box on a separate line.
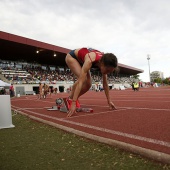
[0, 113, 169, 170]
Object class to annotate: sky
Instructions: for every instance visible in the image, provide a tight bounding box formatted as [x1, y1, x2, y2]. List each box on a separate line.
[0, 0, 170, 81]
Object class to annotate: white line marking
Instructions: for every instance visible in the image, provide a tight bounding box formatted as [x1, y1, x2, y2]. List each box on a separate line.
[85, 104, 170, 111]
[70, 109, 129, 118]
[115, 100, 170, 102]
[11, 104, 170, 120]
[14, 108, 44, 111]
[118, 107, 170, 111]
[12, 106, 170, 148]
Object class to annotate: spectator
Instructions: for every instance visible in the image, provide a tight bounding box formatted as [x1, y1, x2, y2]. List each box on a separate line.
[43, 83, 49, 99]
[133, 82, 139, 91]
[0, 87, 6, 95]
[9, 84, 14, 97]
[37, 82, 43, 99]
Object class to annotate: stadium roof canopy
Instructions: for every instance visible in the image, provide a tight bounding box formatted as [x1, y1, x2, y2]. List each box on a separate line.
[0, 31, 143, 75]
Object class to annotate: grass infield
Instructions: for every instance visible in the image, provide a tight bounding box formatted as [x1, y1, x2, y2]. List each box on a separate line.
[0, 113, 169, 170]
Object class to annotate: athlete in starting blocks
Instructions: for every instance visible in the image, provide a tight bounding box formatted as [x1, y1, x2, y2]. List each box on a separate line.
[65, 47, 118, 117]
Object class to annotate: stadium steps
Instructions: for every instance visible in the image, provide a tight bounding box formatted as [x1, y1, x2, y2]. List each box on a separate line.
[0, 73, 10, 83]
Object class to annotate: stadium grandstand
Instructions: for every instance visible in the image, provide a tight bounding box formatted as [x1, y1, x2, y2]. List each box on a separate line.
[0, 31, 143, 95]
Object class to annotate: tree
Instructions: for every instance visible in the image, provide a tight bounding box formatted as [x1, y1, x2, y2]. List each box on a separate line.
[154, 78, 162, 84]
[131, 74, 140, 79]
[163, 78, 170, 85]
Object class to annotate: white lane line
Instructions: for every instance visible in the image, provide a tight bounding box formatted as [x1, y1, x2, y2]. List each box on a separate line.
[12, 103, 170, 120]
[12, 106, 170, 148]
[12, 99, 55, 104]
[84, 104, 170, 111]
[118, 107, 170, 111]
[115, 100, 170, 102]
[69, 109, 129, 118]
[14, 107, 44, 111]
[90, 105, 170, 113]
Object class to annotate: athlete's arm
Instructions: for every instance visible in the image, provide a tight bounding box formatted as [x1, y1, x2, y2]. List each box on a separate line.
[102, 74, 111, 103]
[102, 74, 117, 110]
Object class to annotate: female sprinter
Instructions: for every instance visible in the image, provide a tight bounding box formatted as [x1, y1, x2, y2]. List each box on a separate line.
[65, 47, 118, 117]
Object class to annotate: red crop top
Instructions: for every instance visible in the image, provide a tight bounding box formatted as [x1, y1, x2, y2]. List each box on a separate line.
[77, 48, 104, 63]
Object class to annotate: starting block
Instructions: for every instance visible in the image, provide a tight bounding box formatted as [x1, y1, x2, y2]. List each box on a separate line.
[60, 98, 69, 113]
[47, 98, 69, 113]
[47, 98, 93, 113]
[47, 106, 59, 111]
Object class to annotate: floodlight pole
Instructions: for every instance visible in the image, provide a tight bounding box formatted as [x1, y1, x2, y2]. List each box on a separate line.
[147, 54, 151, 83]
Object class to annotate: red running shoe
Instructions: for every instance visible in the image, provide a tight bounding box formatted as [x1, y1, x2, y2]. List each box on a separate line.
[76, 100, 81, 108]
[66, 97, 81, 109]
[66, 97, 72, 109]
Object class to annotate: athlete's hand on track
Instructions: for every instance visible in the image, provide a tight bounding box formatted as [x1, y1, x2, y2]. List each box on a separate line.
[109, 101, 117, 110]
[67, 103, 77, 117]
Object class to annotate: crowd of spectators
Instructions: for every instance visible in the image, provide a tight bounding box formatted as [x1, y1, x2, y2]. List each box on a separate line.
[0, 60, 135, 85]
[0, 87, 6, 95]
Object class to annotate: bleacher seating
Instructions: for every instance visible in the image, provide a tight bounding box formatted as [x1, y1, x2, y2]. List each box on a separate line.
[0, 59, 136, 85]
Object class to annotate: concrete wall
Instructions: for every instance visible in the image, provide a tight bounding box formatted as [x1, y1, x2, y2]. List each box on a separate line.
[13, 81, 73, 96]
[13, 82, 131, 96]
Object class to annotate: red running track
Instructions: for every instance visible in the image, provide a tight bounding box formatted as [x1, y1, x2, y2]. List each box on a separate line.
[11, 87, 170, 163]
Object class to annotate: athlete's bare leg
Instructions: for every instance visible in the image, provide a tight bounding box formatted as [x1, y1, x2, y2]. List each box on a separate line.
[65, 54, 92, 99]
